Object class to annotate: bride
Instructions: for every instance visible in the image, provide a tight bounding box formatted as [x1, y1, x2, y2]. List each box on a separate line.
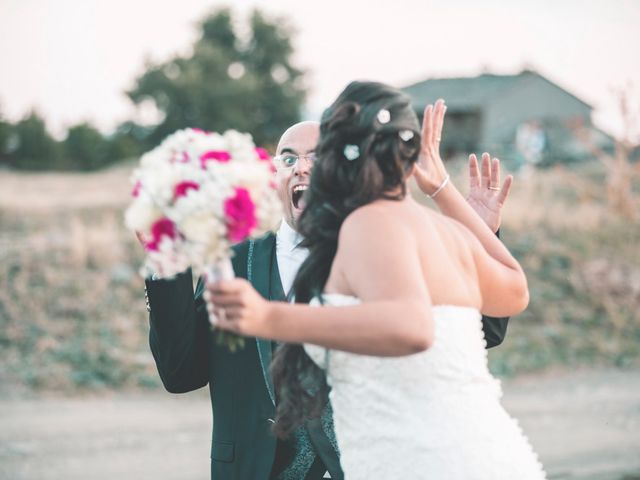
[209, 81, 546, 479]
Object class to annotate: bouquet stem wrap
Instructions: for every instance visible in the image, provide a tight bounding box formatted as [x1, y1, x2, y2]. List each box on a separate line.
[204, 259, 246, 352]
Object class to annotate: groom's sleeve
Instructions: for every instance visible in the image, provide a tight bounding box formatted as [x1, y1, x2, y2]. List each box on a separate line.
[481, 228, 510, 348]
[146, 241, 249, 393]
[481, 315, 509, 348]
[147, 268, 210, 393]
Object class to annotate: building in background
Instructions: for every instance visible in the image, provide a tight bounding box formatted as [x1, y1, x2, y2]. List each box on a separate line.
[402, 69, 613, 168]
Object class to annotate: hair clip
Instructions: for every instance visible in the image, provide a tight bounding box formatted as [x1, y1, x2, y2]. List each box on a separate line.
[399, 130, 414, 141]
[377, 109, 391, 124]
[343, 144, 360, 161]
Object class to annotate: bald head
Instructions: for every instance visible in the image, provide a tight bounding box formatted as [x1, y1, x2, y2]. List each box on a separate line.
[276, 121, 320, 155]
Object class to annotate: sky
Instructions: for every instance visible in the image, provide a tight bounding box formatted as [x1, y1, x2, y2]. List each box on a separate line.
[1, 0, 639, 139]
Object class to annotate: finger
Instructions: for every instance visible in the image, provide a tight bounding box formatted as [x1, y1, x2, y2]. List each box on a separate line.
[421, 104, 433, 148]
[207, 278, 246, 295]
[203, 288, 212, 304]
[481, 153, 491, 189]
[468, 154, 480, 189]
[206, 302, 219, 325]
[223, 307, 243, 321]
[214, 313, 238, 332]
[490, 157, 501, 189]
[210, 292, 243, 308]
[497, 175, 513, 205]
[432, 99, 446, 145]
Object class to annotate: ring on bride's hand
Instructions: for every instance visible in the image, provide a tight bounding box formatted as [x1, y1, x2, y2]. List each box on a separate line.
[488, 186, 501, 191]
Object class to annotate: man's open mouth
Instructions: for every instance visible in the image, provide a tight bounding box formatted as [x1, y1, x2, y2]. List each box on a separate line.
[291, 184, 309, 210]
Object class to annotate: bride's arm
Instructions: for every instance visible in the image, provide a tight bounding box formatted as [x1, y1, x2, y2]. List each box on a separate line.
[413, 100, 527, 318]
[209, 208, 434, 357]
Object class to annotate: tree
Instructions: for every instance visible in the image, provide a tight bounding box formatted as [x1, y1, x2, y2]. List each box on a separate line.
[127, 8, 306, 148]
[63, 123, 111, 171]
[105, 121, 148, 162]
[0, 110, 12, 166]
[10, 111, 61, 170]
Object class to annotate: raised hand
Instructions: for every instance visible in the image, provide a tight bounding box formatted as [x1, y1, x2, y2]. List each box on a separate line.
[412, 99, 449, 196]
[465, 153, 513, 233]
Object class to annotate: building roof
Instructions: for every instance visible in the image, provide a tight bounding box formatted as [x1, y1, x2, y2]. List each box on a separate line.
[401, 70, 592, 112]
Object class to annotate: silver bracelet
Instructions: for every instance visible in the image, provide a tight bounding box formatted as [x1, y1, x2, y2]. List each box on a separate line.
[426, 174, 450, 199]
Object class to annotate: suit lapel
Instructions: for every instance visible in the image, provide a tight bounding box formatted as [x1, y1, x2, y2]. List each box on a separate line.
[249, 233, 285, 406]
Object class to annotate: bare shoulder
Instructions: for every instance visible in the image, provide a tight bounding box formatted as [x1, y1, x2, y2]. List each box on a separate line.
[339, 200, 412, 243]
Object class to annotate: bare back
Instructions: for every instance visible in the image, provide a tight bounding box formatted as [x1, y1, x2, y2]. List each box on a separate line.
[325, 196, 483, 310]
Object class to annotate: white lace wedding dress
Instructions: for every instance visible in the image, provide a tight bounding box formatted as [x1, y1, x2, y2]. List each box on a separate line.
[304, 294, 547, 480]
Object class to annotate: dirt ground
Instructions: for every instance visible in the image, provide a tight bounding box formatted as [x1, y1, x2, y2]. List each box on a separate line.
[1, 368, 639, 480]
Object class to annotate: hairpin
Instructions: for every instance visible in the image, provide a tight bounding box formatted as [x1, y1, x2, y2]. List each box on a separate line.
[399, 130, 414, 141]
[377, 109, 391, 124]
[343, 144, 360, 161]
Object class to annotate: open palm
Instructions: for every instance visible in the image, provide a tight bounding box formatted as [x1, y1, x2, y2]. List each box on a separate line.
[466, 153, 513, 233]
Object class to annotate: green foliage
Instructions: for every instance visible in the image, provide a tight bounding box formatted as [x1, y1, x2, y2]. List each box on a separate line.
[63, 123, 111, 171]
[9, 111, 62, 170]
[128, 8, 306, 147]
[1, 8, 305, 171]
[105, 122, 148, 161]
[0, 117, 12, 165]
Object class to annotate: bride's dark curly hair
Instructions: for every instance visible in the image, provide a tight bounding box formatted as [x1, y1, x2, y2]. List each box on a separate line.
[270, 81, 422, 438]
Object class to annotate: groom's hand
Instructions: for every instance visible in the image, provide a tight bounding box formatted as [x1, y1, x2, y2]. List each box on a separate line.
[465, 153, 513, 233]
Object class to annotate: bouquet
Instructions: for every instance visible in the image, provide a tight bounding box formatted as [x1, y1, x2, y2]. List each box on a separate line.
[125, 128, 282, 350]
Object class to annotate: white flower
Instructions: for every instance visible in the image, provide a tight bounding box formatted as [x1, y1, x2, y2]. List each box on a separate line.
[124, 196, 162, 233]
[125, 127, 283, 280]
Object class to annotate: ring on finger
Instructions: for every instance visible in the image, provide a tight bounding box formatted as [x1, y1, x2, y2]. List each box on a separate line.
[488, 186, 501, 191]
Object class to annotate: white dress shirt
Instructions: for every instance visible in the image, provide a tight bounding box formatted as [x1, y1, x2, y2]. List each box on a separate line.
[275, 220, 309, 297]
[276, 221, 332, 479]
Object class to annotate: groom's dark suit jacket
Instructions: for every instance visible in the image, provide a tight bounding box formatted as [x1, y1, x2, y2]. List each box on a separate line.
[146, 232, 510, 480]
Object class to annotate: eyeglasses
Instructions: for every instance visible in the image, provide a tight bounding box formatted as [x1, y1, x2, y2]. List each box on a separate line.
[273, 152, 317, 170]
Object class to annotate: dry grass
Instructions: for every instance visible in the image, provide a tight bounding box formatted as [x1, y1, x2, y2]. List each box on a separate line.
[413, 158, 640, 374]
[0, 163, 156, 393]
[0, 159, 639, 393]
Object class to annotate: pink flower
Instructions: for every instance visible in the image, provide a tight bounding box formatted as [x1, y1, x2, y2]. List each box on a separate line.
[132, 181, 142, 197]
[145, 217, 177, 251]
[255, 147, 270, 161]
[192, 128, 213, 135]
[200, 150, 231, 167]
[255, 147, 276, 173]
[173, 180, 200, 200]
[224, 187, 257, 242]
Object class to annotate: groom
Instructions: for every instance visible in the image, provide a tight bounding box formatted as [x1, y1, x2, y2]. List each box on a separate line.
[144, 120, 511, 479]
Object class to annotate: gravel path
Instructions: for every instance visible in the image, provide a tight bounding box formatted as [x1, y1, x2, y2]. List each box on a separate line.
[1, 369, 639, 480]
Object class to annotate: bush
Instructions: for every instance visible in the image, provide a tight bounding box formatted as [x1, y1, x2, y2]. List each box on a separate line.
[63, 123, 112, 171]
[9, 112, 62, 170]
